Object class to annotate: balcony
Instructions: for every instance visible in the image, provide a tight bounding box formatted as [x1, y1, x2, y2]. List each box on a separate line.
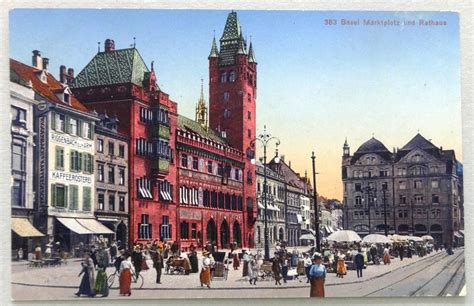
[152, 159, 170, 175]
[151, 124, 170, 140]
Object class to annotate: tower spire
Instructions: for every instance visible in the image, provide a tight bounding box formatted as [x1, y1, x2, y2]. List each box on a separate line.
[248, 38, 256, 63]
[196, 78, 208, 129]
[208, 34, 219, 59]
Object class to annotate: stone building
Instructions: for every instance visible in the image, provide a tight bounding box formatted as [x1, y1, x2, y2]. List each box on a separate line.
[269, 158, 313, 247]
[94, 113, 129, 246]
[342, 134, 463, 245]
[10, 65, 44, 257]
[255, 160, 286, 249]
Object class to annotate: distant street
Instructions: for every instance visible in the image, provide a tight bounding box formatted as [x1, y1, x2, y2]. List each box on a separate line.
[11, 248, 464, 300]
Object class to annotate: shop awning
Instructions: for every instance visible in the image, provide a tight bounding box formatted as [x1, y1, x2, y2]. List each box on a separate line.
[11, 217, 44, 237]
[258, 202, 265, 209]
[76, 218, 114, 234]
[56, 217, 94, 235]
[459, 230, 464, 236]
[454, 232, 463, 239]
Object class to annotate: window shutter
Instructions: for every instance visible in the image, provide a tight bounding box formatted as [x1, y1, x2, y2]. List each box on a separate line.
[87, 122, 95, 139]
[55, 147, 60, 169]
[51, 112, 56, 131]
[169, 224, 172, 239]
[64, 115, 70, 134]
[64, 185, 68, 208]
[78, 153, 83, 171]
[51, 184, 56, 206]
[70, 151, 74, 171]
[78, 120, 83, 137]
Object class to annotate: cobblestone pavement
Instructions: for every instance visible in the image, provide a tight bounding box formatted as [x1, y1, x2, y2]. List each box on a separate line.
[11, 248, 464, 300]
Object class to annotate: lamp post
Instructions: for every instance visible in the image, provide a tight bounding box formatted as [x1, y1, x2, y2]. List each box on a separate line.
[382, 182, 388, 236]
[362, 184, 377, 234]
[251, 125, 280, 261]
[311, 152, 321, 253]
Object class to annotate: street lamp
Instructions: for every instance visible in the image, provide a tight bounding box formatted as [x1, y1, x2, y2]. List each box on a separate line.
[382, 182, 388, 236]
[362, 184, 377, 234]
[251, 125, 280, 261]
[311, 152, 321, 253]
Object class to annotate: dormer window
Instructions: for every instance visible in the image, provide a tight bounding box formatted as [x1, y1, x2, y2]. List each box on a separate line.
[64, 93, 70, 103]
[35, 70, 48, 84]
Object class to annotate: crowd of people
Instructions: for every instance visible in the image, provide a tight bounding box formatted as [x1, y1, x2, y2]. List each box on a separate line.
[69, 236, 459, 298]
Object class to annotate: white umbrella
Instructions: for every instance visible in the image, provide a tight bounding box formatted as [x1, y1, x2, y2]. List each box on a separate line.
[327, 230, 361, 242]
[390, 234, 409, 242]
[421, 235, 434, 241]
[408, 236, 423, 242]
[362, 234, 392, 244]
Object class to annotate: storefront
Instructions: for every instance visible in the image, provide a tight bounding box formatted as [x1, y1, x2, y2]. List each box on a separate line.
[11, 217, 45, 259]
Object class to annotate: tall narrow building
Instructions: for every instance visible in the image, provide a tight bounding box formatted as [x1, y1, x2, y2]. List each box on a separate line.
[208, 11, 258, 246]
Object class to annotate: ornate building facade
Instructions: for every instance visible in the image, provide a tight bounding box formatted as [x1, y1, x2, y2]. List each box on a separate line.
[342, 134, 463, 246]
[94, 113, 129, 246]
[255, 161, 286, 249]
[71, 40, 177, 246]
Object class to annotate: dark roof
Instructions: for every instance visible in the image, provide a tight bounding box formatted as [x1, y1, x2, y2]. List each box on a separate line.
[70, 48, 155, 89]
[177, 115, 227, 144]
[400, 133, 438, 151]
[10, 59, 89, 112]
[354, 137, 390, 154]
[351, 137, 392, 164]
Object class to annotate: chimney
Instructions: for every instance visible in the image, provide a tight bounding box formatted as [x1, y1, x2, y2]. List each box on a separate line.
[42, 58, 49, 71]
[68, 68, 74, 78]
[104, 39, 115, 52]
[60, 65, 67, 83]
[289, 160, 292, 168]
[32, 50, 43, 70]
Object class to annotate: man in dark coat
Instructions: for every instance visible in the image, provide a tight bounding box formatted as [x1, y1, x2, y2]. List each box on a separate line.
[131, 245, 143, 277]
[354, 249, 364, 278]
[152, 250, 164, 284]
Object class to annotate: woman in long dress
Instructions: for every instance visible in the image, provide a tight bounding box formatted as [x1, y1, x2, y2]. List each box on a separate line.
[309, 254, 327, 297]
[272, 256, 282, 286]
[232, 250, 240, 270]
[75, 252, 96, 297]
[336, 253, 346, 278]
[200, 251, 212, 288]
[119, 253, 135, 296]
[383, 244, 391, 265]
[247, 257, 257, 285]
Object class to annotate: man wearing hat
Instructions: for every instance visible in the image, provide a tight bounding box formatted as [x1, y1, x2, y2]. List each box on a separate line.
[309, 253, 326, 297]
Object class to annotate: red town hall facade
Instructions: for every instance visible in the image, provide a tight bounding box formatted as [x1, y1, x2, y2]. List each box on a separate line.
[70, 12, 257, 249]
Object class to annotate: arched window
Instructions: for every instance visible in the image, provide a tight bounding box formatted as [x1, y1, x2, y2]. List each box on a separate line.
[229, 71, 236, 82]
[223, 92, 230, 101]
[220, 72, 227, 83]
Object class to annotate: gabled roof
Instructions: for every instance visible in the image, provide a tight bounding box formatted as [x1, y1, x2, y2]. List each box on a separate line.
[269, 158, 307, 190]
[70, 48, 153, 89]
[400, 133, 438, 151]
[177, 115, 227, 144]
[10, 59, 88, 112]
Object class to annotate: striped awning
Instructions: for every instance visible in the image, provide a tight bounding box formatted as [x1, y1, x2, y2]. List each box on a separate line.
[76, 218, 114, 234]
[57, 217, 94, 235]
[11, 217, 44, 237]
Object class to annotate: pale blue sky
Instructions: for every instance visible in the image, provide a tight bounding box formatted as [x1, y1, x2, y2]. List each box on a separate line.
[9, 10, 461, 199]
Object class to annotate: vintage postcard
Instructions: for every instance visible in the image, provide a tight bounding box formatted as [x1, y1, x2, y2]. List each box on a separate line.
[8, 8, 464, 300]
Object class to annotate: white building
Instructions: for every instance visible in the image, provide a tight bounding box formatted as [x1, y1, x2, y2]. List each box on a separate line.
[10, 66, 44, 257]
[11, 52, 110, 254]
